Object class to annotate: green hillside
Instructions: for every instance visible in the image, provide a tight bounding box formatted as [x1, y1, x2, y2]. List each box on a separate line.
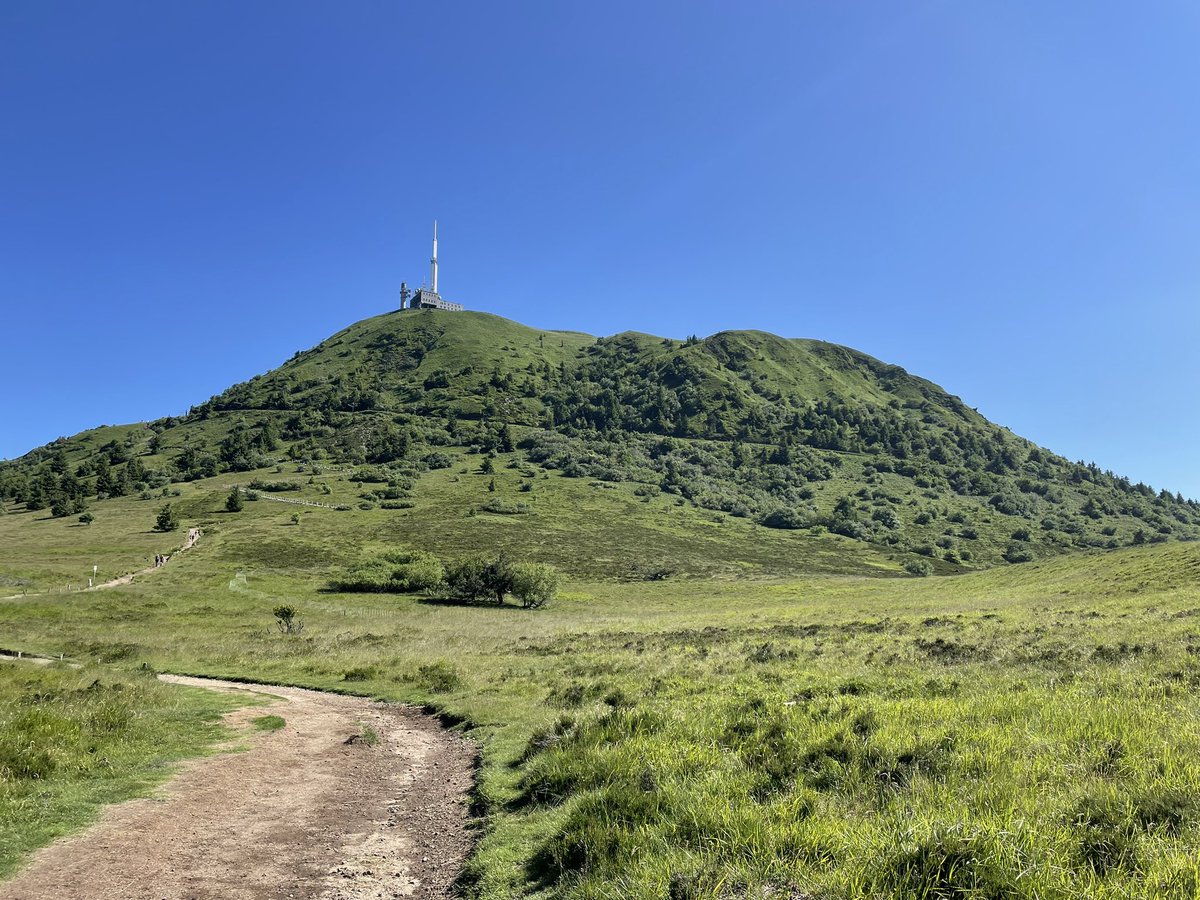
[2, 309, 1196, 579]
[2, 308, 1200, 897]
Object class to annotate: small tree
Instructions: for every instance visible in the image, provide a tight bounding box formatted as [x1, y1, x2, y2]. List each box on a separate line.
[444, 555, 489, 601]
[273, 605, 303, 634]
[290, 512, 301, 526]
[498, 424, 515, 453]
[511, 562, 559, 608]
[483, 552, 516, 604]
[155, 503, 179, 532]
[225, 486, 244, 512]
[78, 512, 95, 525]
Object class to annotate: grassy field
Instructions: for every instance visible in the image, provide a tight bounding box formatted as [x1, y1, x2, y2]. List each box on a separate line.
[2, 464, 1200, 897]
[0, 660, 249, 878]
[0, 447, 906, 595]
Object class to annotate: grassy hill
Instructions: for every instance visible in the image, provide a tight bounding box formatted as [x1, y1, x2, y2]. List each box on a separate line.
[2, 309, 1196, 582]
[2, 309, 1200, 896]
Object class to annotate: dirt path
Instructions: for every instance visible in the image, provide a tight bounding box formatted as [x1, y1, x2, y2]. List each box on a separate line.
[85, 526, 204, 591]
[1, 527, 207, 600]
[0, 675, 476, 900]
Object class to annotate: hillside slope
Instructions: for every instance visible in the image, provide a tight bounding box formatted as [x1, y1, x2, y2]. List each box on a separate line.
[1, 309, 1196, 576]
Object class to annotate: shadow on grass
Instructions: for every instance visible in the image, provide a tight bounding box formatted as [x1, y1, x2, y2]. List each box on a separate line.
[417, 595, 522, 610]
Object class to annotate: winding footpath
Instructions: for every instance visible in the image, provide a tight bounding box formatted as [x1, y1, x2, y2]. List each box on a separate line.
[0, 527, 203, 601]
[87, 526, 204, 590]
[0, 674, 476, 899]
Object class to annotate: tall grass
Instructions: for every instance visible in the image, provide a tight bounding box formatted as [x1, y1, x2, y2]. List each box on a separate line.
[0, 662, 244, 877]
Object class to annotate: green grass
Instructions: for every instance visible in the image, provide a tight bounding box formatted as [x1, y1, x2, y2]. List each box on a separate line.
[1, 465, 1199, 896]
[251, 714, 286, 731]
[0, 448, 905, 595]
[356, 723, 381, 746]
[0, 661, 249, 878]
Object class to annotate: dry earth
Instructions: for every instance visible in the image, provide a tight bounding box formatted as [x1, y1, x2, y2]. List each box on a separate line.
[0, 675, 476, 900]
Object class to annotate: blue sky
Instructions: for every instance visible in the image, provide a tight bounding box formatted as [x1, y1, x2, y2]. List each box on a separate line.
[2, 2, 1197, 498]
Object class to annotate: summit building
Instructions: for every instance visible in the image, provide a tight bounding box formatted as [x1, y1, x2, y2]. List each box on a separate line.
[399, 222, 464, 312]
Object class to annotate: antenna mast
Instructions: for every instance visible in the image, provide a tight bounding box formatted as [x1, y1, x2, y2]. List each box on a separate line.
[430, 220, 438, 294]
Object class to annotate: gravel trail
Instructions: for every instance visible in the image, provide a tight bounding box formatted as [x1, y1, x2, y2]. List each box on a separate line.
[0, 675, 475, 900]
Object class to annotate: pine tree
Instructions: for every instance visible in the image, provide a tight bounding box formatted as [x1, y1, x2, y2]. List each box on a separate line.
[155, 503, 179, 532]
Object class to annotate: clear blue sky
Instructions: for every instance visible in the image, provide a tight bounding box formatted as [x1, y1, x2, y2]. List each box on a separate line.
[2, 2, 1197, 498]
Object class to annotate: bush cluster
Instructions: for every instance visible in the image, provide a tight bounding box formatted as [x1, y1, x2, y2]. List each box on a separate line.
[333, 549, 559, 608]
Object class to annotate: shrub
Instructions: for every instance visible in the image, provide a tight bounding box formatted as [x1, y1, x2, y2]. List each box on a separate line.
[444, 555, 490, 601]
[443, 552, 520, 604]
[480, 498, 530, 515]
[905, 558, 934, 577]
[759, 507, 807, 530]
[78, 512, 94, 525]
[1003, 542, 1035, 563]
[225, 486, 243, 512]
[332, 550, 445, 594]
[422, 451, 452, 469]
[627, 563, 675, 581]
[394, 552, 446, 593]
[415, 661, 462, 693]
[272, 605, 303, 634]
[247, 478, 302, 492]
[483, 552, 516, 603]
[511, 562, 559, 608]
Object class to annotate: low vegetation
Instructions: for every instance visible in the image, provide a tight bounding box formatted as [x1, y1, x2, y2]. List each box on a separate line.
[0, 661, 246, 878]
[0, 525, 1198, 896]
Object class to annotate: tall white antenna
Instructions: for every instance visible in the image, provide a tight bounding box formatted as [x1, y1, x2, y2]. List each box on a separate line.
[430, 220, 438, 294]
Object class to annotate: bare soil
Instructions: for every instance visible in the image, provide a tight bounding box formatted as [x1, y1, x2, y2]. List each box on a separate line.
[0, 675, 476, 900]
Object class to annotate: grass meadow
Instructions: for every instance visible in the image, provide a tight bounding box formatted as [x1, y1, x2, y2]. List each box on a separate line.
[2, 458, 1200, 897]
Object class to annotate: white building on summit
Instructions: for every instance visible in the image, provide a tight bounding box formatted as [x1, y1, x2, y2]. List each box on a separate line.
[399, 222, 464, 312]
